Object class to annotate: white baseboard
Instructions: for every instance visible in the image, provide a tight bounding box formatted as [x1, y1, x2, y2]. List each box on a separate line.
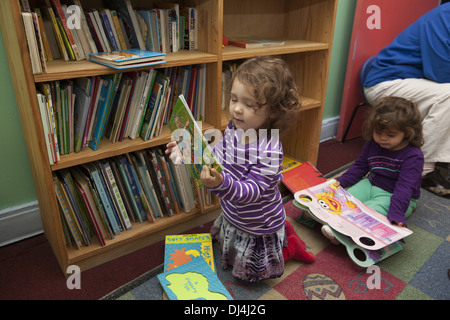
[320, 116, 340, 142]
[0, 201, 43, 247]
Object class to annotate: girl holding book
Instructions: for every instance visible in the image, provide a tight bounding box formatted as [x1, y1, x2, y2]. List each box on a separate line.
[323, 97, 424, 243]
[167, 56, 315, 282]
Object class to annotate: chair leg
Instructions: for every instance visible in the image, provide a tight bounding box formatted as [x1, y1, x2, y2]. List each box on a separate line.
[341, 102, 369, 143]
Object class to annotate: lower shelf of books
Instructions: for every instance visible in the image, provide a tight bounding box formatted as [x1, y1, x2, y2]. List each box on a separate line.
[65, 205, 221, 272]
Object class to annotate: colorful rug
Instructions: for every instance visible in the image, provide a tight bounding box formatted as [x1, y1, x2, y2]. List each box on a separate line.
[102, 188, 449, 300]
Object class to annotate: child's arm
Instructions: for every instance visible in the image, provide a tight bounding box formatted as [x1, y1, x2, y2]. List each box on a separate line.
[336, 142, 371, 188]
[387, 149, 424, 226]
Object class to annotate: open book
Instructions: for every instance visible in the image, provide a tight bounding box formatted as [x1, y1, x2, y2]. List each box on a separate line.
[294, 179, 413, 251]
[294, 180, 413, 266]
[168, 95, 223, 188]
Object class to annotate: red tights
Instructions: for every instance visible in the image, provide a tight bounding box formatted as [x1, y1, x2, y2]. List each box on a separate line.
[282, 220, 315, 263]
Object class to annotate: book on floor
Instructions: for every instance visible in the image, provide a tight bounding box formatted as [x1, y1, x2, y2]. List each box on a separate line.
[157, 257, 233, 300]
[282, 160, 326, 193]
[164, 233, 215, 272]
[294, 179, 413, 251]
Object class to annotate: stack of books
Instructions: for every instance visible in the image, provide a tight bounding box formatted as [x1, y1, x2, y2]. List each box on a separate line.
[89, 48, 166, 69]
[157, 234, 233, 300]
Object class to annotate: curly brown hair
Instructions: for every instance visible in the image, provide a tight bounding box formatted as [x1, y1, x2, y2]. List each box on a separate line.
[362, 96, 424, 148]
[232, 56, 301, 132]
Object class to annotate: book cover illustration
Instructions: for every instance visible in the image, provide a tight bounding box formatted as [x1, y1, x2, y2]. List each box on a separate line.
[164, 233, 215, 272]
[168, 95, 223, 188]
[157, 257, 233, 300]
[294, 179, 413, 251]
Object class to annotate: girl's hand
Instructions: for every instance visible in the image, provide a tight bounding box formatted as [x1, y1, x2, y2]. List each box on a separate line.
[328, 179, 340, 189]
[393, 221, 406, 228]
[201, 165, 223, 188]
[165, 141, 183, 165]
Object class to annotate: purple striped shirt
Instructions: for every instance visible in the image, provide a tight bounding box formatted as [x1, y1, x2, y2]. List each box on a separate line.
[209, 122, 285, 235]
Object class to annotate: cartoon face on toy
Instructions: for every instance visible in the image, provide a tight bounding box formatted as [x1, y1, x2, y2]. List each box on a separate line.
[316, 191, 343, 215]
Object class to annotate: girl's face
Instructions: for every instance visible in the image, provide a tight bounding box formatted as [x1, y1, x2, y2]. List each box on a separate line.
[373, 126, 407, 151]
[229, 78, 270, 133]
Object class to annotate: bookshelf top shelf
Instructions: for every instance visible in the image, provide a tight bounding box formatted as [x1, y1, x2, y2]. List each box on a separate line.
[34, 50, 218, 82]
[34, 40, 328, 82]
[222, 40, 329, 61]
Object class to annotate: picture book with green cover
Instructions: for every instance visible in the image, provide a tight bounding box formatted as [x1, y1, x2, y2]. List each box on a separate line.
[168, 95, 223, 188]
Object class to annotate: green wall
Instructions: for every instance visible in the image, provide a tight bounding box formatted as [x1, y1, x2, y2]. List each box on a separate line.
[0, 32, 37, 210]
[0, 0, 356, 211]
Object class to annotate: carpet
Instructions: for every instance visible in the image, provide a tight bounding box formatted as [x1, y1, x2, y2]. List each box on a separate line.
[101, 187, 450, 300]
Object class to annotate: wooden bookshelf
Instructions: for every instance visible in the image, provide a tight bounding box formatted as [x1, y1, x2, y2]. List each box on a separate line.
[0, 0, 337, 273]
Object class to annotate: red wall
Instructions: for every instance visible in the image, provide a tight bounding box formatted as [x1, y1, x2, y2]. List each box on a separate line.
[336, 0, 440, 141]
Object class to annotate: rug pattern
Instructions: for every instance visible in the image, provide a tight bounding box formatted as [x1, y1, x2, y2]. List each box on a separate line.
[103, 189, 449, 300]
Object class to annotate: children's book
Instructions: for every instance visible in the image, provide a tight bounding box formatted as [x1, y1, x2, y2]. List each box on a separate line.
[329, 227, 404, 267]
[168, 95, 223, 188]
[282, 160, 326, 193]
[164, 233, 215, 272]
[89, 49, 166, 69]
[157, 258, 233, 300]
[228, 39, 285, 49]
[294, 179, 413, 251]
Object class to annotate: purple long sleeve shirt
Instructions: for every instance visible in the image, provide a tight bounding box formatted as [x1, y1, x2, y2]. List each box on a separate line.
[337, 140, 424, 225]
[208, 122, 285, 236]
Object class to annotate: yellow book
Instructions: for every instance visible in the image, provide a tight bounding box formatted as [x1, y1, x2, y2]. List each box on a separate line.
[41, 5, 69, 60]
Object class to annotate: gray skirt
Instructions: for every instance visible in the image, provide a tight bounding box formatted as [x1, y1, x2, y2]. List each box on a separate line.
[211, 213, 287, 283]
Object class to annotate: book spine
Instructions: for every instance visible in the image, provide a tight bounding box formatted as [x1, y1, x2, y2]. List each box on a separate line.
[102, 161, 132, 230]
[90, 167, 122, 235]
[54, 177, 83, 248]
[50, 0, 82, 60]
[118, 157, 146, 222]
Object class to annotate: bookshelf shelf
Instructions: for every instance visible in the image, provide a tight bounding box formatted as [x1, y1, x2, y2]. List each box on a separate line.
[50, 122, 215, 171]
[222, 40, 329, 61]
[1, 0, 337, 273]
[35, 50, 219, 82]
[66, 206, 219, 270]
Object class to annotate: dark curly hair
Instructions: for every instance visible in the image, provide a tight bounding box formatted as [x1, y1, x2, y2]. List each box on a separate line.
[362, 96, 424, 148]
[232, 56, 301, 132]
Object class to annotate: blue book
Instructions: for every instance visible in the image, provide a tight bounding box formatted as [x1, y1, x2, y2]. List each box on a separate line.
[116, 156, 147, 222]
[157, 257, 233, 300]
[88, 77, 113, 150]
[82, 163, 122, 236]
